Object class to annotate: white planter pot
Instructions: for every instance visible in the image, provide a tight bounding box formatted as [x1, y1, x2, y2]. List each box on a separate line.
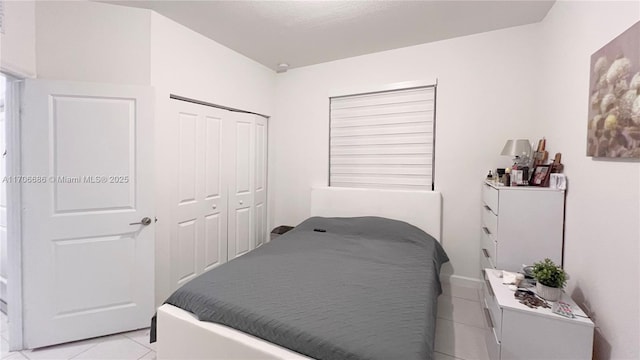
[536, 282, 562, 301]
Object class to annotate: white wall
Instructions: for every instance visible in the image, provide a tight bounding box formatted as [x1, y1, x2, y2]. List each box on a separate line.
[35, 1, 150, 85]
[150, 12, 276, 305]
[149, 13, 274, 116]
[537, 2, 640, 359]
[0, 0, 36, 78]
[272, 24, 542, 280]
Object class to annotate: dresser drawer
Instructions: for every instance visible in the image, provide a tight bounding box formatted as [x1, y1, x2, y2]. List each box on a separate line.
[482, 183, 499, 214]
[484, 320, 501, 360]
[481, 231, 497, 267]
[481, 206, 498, 239]
[483, 270, 502, 340]
[480, 251, 494, 270]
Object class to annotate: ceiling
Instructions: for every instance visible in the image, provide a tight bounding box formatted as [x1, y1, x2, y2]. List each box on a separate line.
[103, 1, 555, 72]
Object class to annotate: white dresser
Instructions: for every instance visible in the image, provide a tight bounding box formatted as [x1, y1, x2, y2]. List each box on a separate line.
[480, 181, 565, 272]
[483, 268, 594, 360]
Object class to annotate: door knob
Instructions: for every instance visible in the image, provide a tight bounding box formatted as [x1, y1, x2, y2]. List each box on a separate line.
[130, 217, 152, 226]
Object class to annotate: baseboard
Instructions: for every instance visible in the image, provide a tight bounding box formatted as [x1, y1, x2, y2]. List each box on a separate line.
[440, 274, 483, 289]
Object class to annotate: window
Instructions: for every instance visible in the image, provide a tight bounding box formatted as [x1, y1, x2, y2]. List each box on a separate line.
[329, 85, 436, 190]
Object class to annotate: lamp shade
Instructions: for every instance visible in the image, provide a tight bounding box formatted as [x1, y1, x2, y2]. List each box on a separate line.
[501, 139, 532, 157]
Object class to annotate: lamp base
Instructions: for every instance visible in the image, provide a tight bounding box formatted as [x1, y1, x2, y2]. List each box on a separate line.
[513, 155, 530, 168]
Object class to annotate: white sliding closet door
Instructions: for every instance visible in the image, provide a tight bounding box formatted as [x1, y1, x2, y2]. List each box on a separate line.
[170, 101, 229, 290]
[254, 116, 268, 248]
[162, 101, 268, 296]
[228, 113, 255, 260]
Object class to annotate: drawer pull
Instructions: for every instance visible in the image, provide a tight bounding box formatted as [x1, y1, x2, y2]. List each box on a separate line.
[484, 205, 492, 211]
[482, 248, 490, 258]
[483, 307, 494, 329]
[485, 279, 495, 297]
[482, 227, 491, 235]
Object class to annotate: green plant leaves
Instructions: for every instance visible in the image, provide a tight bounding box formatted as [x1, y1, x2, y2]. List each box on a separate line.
[532, 258, 566, 288]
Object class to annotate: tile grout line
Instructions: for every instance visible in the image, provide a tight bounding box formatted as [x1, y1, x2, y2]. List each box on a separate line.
[435, 317, 490, 360]
[124, 337, 155, 351]
[121, 330, 155, 352]
[136, 349, 152, 360]
[17, 332, 152, 360]
[70, 334, 152, 360]
[436, 316, 489, 331]
[434, 350, 465, 360]
[440, 293, 481, 303]
[65, 338, 105, 360]
[444, 294, 481, 303]
[438, 294, 485, 329]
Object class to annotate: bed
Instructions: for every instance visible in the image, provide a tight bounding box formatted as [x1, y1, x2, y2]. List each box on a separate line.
[156, 187, 446, 360]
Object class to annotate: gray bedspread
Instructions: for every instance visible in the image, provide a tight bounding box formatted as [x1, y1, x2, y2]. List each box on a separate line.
[164, 216, 449, 360]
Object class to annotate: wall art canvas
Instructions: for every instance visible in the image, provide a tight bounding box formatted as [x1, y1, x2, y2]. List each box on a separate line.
[587, 20, 640, 158]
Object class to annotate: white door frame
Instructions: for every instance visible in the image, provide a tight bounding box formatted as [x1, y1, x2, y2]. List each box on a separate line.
[4, 74, 24, 351]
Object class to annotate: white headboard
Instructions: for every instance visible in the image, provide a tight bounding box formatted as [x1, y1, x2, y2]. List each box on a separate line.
[310, 187, 442, 242]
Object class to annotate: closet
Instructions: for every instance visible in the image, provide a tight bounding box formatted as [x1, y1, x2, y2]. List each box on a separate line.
[167, 99, 268, 292]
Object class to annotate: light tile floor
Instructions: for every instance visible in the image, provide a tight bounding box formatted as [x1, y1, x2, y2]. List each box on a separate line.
[0, 313, 156, 360]
[435, 283, 490, 360]
[0, 283, 487, 360]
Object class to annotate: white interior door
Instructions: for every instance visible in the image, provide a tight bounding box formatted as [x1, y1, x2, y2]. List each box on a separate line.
[169, 100, 228, 291]
[228, 113, 255, 260]
[21, 80, 154, 349]
[254, 116, 267, 248]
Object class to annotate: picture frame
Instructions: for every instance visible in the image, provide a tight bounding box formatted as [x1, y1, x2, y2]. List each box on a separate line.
[549, 173, 567, 190]
[587, 20, 640, 158]
[510, 169, 524, 186]
[531, 165, 551, 187]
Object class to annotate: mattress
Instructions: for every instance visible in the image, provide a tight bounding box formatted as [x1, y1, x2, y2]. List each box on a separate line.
[160, 216, 449, 360]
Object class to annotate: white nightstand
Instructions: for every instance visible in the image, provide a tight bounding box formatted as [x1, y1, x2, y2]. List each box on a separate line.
[482, 268, 594, 360]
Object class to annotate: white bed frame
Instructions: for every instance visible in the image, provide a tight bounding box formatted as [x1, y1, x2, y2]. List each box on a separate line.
[157, 187, 443, 359]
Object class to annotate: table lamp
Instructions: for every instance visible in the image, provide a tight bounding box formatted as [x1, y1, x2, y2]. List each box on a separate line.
[501, 139, 532, 168]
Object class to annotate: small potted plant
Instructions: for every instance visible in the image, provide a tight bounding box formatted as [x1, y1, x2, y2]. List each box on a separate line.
[532, 258, 567, 301]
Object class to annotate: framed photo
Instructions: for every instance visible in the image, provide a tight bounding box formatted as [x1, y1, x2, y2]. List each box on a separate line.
[549, 173, 567, 190]
[510, 169, 524, 186]
[531, 165, 551, 186]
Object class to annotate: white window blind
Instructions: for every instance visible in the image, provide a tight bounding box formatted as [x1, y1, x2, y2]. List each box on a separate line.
[329, 86, 435, 190]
